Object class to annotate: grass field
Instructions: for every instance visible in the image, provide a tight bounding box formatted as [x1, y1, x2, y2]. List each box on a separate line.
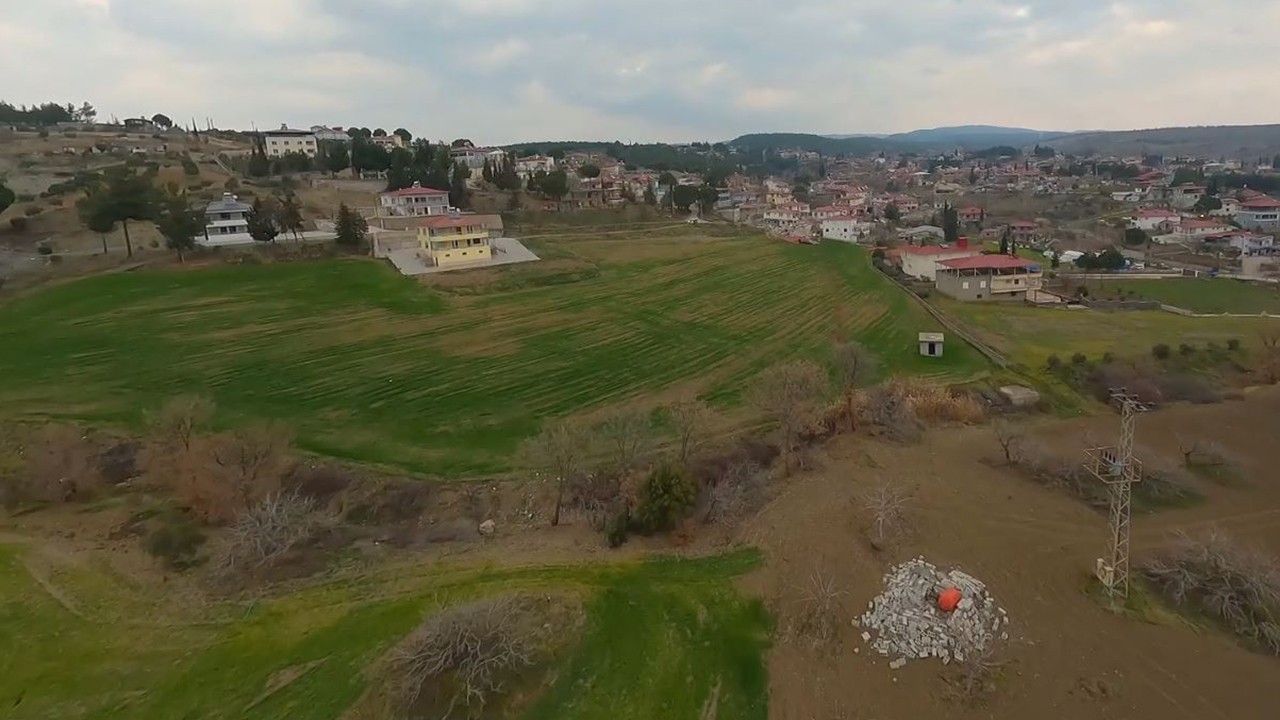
[0, 229, 986, 476]
[0, 542, 768, 720]
[1083, 277, 1280, 315]
[941, 298, 1278, 370]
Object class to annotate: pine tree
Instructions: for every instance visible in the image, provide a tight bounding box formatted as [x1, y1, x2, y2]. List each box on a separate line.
[334, 203, 368, 250]
[449, 163, 470, 209]
[482, 157, 494, 184]
[246, 197, 279, 243]
[278, 193, 304, 240]
[247, 137, 270, 178]
[155, 191, 205, 262]
[999, 227, 1011, 255]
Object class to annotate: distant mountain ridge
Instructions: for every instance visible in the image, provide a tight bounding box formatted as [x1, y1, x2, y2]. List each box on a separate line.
[732, 123, 1280, 158]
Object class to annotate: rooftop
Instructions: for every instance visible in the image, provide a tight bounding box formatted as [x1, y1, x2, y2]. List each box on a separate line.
[384, 182, 449, 197]
[420, 214, 486, 230]
[938, 255, 1037, 270]
[1241, 196, 1280, 209]
[899, 244, 976, 256]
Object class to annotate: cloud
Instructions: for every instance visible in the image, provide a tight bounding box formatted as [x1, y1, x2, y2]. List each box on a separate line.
[6, 0, 1280, 143]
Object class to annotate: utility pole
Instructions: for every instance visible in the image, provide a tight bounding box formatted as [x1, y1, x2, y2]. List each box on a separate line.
[1085, 390, 1146, 602]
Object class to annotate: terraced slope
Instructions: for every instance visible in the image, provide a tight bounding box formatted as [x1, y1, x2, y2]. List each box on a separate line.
[0, 231, 985, 475]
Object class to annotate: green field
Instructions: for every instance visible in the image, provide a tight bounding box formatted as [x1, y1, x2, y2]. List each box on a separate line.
[0, 542, 769, 720]
[1084, 278, 1280, 315]
[941, 298, 1277, 369]
[0, 230, 985, 476]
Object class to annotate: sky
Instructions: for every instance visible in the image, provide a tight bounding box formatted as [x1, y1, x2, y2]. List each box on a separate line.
[3, 0, 1278, 145]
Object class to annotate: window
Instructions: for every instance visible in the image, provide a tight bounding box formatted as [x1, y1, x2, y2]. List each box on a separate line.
[979, 281, 987, 288]
[961, 281, 970, 290]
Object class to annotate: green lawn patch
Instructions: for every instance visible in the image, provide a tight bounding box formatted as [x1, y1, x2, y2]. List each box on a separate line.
[0, 543, 768, 720]
[1086, 278, 1280, 315]
[0, 232, 986, 476]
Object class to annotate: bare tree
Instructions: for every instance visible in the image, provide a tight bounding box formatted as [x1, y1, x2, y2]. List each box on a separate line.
[520, 419, 590, 527]
[831, 340, 876, 432]
[861, 383, 923, 443]
[750, 360, 828, 473]
[387, 595, 545, 717]
[206, 423, 293, 519]
[860, 481, 912, 550]
[151, 394, 216, 453]
[220, 490, 322, 571]
[993, 420, 1024, 465]
[796, 569, 844, 644]
[594, 407, 653, 476]
[1258, 329, 1280, 384]
[668, 398, 713, 463]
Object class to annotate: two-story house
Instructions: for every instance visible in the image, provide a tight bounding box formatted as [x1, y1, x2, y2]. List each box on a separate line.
[379, 183, 451, 217]
[934, 255, 1043, 301]
[200, 193, 253, 245]
[1236, 196, 1280, 231]
[418, 214, 492, 267]
[263, 125, 318, 158]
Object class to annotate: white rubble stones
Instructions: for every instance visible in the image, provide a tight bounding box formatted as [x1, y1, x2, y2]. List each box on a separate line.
[858, 557, 1008, 668]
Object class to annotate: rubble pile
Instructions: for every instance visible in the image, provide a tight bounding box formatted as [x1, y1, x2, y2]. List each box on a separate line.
[857, 557, 1008, 666]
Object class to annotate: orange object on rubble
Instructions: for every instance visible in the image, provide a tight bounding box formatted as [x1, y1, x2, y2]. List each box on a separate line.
[938, 587, 962, 612]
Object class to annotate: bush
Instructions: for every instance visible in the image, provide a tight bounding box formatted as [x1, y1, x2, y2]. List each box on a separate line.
[219, 492, 322, 572]
[144, 513, 207, 570]
[181, 157, 200, 175]
[1009, 440, 1107, 507]
[1152, 344, 1171, 360]
[860, 383, 924, 442]
[1071, 352, 1088, 366]
[1134, 450, 1203, 508]
[1046, 354, 1063, 371]
[385, 595, 549, 715]
[23, 205, 41, 217]
[36, 244, 52, 255]
[1228, 338, 1241, 352]
[635, 463, 698, 533]
[1179, 343, 1196, 357]
[1141, 530, 1280, 655]
[37, 129, 48, 139]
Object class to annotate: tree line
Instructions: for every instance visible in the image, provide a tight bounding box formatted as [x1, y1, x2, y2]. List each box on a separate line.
[0, 100, 96, 126]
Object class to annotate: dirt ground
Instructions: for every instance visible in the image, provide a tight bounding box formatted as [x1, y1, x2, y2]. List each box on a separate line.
[4, 389, 1279, 719]
[739, 388, 1280, 720]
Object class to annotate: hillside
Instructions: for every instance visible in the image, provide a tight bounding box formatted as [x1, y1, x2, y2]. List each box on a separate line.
[884, 125, 1066, 148]
[1045, 124, 1280, 159]
[728, 133, 892, 157]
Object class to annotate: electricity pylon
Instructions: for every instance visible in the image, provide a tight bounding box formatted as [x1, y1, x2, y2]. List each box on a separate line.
[1085, 390, 1145, 601]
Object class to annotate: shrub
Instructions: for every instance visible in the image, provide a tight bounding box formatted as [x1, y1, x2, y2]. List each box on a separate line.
[1228, 338, 1241, 352]
[1046, 354, 1063, 371]
[1152, 344, 1171, 360]
[1009, 440, 1106, 507]
[219, 491, 322, 572]
[23, 205, 41, 217]
[36, 244, 52, 255]
[635, 463, 698, 533]
[1071, 352, 1088, 366]
[1156, 373, 1221, 404]
[1141, 530, 1280, 655]
[1179, 343, 1196, 357]
[1134, 450, 1203, 508]
[37, 129, 48, 138]
[181, 157, 200, 176]
[859, 383, 924, 442]
[144, 513, 207, 570]
[385, 595, 549, 716]
[1101, 352, 1115, 364]
[1177, 438, 1246, 483]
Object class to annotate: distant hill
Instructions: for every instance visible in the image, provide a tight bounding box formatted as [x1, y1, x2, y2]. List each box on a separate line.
[1044, 125, 1280, 159]
[733, 127, 1066, 155]
[729, 133, 890, 157]
[884, 125, 1067, 148]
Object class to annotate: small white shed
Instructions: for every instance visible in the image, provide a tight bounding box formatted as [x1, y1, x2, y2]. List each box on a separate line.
[919, 332, 945, 358]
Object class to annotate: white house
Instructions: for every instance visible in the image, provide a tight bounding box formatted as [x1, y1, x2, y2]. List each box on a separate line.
[310, 126, 350, 143]
[821, 216, 873, 242]
[515, 155, 556, 179]
[1176, 218, 1234, 238]
[450, 146, 507, 170]
[764, 202, 811, 223]
[1129, 208, 1179, 231]
[895, 241, 981, 281]
[379, 182, 451, 217]
[1236, 196, 1280, 231]
[1218, 231, 1275, 256]
[200, 193, 253, 246]
[263, 125, 318, 157]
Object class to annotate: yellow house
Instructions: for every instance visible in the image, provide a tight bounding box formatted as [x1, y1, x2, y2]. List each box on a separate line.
[417, 215, 492, 267]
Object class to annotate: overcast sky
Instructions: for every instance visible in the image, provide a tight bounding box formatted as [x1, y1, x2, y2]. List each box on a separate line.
[4, 0, 1277, 145]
